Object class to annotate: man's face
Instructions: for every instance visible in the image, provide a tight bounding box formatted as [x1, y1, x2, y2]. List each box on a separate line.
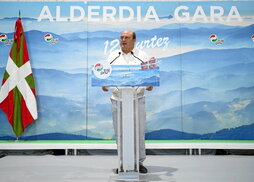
[120, 31, 136, 53]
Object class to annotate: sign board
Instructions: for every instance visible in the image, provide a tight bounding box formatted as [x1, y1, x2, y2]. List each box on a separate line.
[91, 59, 160, 87]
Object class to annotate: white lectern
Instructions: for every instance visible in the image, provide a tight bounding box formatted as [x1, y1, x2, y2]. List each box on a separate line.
[92, 62, 159, 181]
[113, 87, 140, 181]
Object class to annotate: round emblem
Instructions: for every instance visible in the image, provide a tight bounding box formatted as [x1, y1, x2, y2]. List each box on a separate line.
[93, 61, 112, 79]
[0, 34, 8, 42]
[44, 33, 53, 42]
[210, 34, 218, 42]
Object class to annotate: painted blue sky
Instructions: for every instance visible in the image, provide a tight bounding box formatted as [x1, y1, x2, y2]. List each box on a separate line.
[0, 1, 253, 18]
[0, 1, 253, 35]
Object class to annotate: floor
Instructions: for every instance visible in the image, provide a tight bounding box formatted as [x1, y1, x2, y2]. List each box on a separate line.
[0, 155, 253, 182]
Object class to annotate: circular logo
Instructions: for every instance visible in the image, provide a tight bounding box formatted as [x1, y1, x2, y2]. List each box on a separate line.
[0, 34, 8, 42]
[44, 33, 53, 42]
[94, 63, 103, 72]
[93, 61, 112, 79]
[210, 34, 218, 42]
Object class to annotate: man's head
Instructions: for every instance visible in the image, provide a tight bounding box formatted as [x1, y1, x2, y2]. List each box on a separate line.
[120, 30, 136, 54]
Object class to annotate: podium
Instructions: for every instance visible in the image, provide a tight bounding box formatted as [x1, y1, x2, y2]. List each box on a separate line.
[115, 87, 140, 180]
[91, 62, 159, 181]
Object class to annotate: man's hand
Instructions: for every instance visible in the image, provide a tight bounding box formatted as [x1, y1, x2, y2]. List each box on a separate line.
[102, 86, 109, 92]
[146, 86, 153, 91]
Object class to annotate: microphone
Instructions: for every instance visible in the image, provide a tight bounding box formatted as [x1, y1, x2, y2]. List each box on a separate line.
[110, 52, 121, 64]
[131, 51, 144, 63]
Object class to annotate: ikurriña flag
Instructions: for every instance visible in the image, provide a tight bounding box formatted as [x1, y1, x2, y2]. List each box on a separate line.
[0, 18, 38, 137]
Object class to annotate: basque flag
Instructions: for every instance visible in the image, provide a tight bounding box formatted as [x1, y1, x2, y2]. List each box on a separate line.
[0, 18, 38, 137]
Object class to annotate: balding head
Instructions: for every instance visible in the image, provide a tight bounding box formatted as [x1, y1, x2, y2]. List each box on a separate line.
[120, 30, 136, 54]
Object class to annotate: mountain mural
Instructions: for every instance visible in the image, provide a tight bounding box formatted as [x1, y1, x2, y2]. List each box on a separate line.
[1, 123, 253, 140]
[146, 98, 254, 135]
[0, 14, 254, 141]
[145, 123, 254, 140]
[1, 24, 254, 68]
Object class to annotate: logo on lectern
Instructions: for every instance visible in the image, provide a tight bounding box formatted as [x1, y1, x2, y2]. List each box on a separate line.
[93, 61, 112, 79]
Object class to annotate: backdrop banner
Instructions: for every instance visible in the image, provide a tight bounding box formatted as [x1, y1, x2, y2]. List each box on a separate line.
[0, 1, 254, 141]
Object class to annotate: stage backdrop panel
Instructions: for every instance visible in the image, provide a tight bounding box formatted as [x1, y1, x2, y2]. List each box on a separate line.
[0, 0, 254, 141]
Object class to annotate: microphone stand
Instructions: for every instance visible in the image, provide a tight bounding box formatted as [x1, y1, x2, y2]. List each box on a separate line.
[110, 52, 121, 64]
[131, 51, 144, 64]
